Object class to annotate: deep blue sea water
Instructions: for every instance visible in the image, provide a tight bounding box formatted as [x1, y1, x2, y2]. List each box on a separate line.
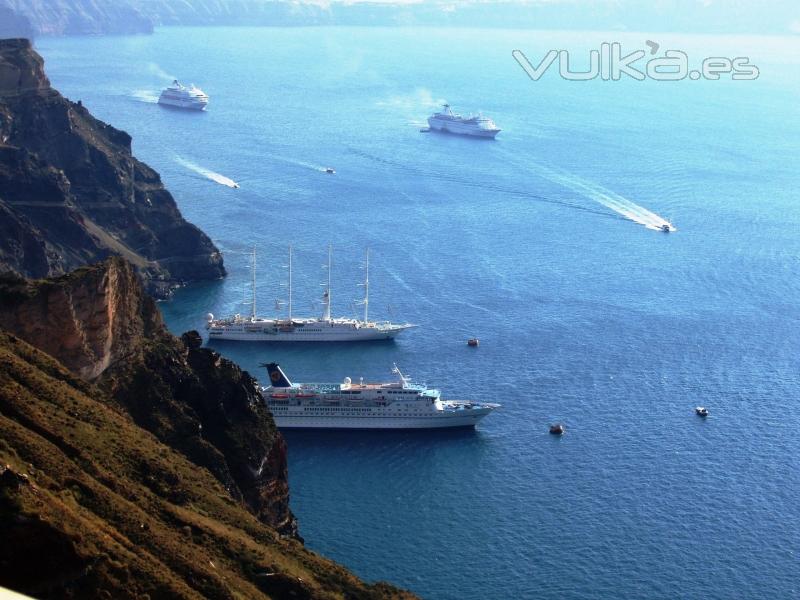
[36, 28, 800, 599]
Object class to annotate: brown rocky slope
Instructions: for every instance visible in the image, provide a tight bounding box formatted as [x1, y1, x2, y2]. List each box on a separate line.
[0, 38, 224, 298]
[0, 258, 416, 599]
[0, 331, 413, 599]
[0, 257, 297, 537]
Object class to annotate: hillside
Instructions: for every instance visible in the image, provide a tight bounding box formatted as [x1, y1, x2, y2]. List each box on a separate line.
[0, 330, 413, 599]
[0, 258, 416, 599]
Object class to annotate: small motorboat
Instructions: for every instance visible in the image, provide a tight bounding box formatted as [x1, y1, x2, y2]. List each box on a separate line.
[660, 224, 671, 232]
[549, 423, 565, 435]
[325, 167, 335, 174]
[695, 406, 709, 417]
[467, 338, 479, 347]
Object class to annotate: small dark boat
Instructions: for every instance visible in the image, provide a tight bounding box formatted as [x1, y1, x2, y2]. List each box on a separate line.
[325, 167, 335, 174]
[467, 338, 479, 347]
[549, 423, 565, 435]
[660, 224, 671, 232]
[695, 406, 708, 417]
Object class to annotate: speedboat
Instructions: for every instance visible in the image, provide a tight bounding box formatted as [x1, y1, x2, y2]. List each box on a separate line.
[695, 407, 708, 417]
[325, 167, 335, 174]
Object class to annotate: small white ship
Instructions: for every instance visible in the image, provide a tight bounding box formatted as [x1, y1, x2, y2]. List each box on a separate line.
[263, 363, 499, 429]
[158, 80, 208, 110]
[206, 246, 415, 342]
[427, 104, 500, 138]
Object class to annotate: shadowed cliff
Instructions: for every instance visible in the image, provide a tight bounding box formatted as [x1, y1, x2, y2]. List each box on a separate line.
[0, 38, 224, 298]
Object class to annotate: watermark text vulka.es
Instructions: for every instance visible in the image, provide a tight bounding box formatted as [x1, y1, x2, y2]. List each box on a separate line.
[512, 42, 759, 81]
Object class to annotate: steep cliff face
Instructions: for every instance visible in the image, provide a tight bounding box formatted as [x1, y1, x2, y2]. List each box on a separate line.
[0, 39, 224, 298]
[0, 331, 415, 599]
[0, 0, 152, 37]
[134, 0, 330, 26]
[0, 258, 295, 537]
[0, 258, 161, 379]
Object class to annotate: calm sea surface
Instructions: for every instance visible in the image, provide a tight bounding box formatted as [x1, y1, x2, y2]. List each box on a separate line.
[37, 27, 800, 599]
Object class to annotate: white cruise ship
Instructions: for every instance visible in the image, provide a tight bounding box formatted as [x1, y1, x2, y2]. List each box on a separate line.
[427, 104, 500, 138]
[263, 363, 499, 429]
[158, 80, 208, 110]
[206, 247, 415, 342]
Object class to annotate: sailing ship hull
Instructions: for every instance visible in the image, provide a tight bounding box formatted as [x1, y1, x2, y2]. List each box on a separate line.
[207, 324, 409, 342]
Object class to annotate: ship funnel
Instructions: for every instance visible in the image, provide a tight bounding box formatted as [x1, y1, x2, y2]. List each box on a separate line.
[263, 363, 292, 388]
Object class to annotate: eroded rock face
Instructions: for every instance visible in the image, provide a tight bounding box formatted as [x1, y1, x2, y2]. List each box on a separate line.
[0, 257, 161, 379]
[0, 39, 225, 298]
[0, 258, 298, 537]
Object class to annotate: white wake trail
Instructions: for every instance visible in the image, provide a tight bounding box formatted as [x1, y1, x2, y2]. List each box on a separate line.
[175, 156, 239, 189]
[131, 89, 159, 104]
[533, 163, 675, 231]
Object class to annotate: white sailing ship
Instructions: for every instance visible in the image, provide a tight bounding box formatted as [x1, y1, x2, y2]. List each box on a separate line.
[206, 247, 415, 342]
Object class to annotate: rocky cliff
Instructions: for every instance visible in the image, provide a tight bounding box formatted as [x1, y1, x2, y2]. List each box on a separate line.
[3, 0, 795, 36]
[0, 257, 294, 536]
[0, 258, 416, 598]
[0, 38, 224, 298]
[0, 0, 152, 37]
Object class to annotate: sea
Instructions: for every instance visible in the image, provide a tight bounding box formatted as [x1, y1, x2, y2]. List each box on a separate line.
[35, 27, 800, 599]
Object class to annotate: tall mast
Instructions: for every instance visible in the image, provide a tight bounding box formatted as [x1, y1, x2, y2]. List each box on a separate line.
[288, 244, 293, 322]
[363, 248, 369, 323]
[251, 246, 257, 321]
[323, 244, 332, 322]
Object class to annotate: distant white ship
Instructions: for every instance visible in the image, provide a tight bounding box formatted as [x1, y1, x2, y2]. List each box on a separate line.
[262, 363, 499, 429]
[427, 104, 500, 138]
[158, 80, 208, 110]
[206, 246, 416, 342]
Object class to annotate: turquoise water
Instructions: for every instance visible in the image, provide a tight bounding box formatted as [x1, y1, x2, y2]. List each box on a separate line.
[36, 28, 800, 599]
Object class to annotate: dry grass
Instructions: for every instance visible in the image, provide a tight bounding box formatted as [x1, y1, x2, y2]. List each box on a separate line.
[0, 331, 417, 600]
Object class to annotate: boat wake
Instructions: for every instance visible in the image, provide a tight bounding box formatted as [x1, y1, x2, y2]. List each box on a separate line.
[131, 89, 159, 104]
[532, 164, 675, 231]
[267, 155, 333, 173]
[347, 147, 618, 220]
[174, 156, 239, 188]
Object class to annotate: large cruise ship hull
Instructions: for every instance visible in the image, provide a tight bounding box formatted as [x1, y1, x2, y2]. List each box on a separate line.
[271, 411, 491, 429]
[427, 117, 499, 138]
[158, 96, 207, 110]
